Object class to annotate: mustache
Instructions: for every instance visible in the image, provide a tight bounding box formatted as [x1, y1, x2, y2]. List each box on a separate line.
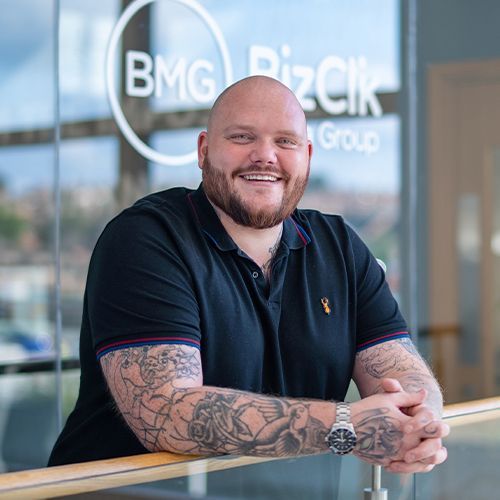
[232, 164, 290, 180]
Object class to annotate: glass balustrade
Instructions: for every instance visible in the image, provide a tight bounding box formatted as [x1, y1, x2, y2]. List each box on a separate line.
[1, 399, 498, 500]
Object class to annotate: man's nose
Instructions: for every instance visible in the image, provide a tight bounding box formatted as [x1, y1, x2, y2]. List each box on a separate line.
[249, 139, 277, 165]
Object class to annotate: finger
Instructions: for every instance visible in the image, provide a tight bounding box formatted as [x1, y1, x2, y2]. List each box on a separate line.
[387, 446, 448, 474]
[404, 439, 446, 463]
[380, 378, 404, 393]
[385, 461, 436, 474]
[392, 388, 427, 408]
[401, 402, 425, 417]
[403, 402, 426, 416]
[403, 408, 436, 432]
[419, 447, 448, 466]
[406, 419, 450, 438]
[422, 420, 450, 438]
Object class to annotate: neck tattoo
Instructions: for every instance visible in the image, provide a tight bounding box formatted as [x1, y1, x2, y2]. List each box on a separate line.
[261, 226, 283, 279]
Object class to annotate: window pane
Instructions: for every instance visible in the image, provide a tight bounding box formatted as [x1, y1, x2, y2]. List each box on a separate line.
[0, 372, 58, 471]
[0, 145, 55, 363]
[60, 136, 119, 357]
[59, 0, 120, 122]
[0, 1, 55, 131]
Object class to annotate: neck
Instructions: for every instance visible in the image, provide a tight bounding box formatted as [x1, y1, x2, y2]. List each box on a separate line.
[210, 202, 284, 270]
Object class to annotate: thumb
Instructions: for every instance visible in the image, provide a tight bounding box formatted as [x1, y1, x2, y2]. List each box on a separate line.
[380, 378, 403, 393]
[391, 388, 427, 408]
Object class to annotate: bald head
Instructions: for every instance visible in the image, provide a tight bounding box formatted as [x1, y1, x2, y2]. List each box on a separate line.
[207, 76, 307, 136]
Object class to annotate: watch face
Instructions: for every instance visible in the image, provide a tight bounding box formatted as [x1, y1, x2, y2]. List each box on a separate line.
[327, 428, 357, 454]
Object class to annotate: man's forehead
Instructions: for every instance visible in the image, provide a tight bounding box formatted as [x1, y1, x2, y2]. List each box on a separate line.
[208, 76, 306, 131]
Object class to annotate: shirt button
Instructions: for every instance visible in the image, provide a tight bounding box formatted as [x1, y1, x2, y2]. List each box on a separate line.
[252, 271, 259, 279]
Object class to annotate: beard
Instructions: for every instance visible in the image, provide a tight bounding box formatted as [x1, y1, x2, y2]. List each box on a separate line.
[201, 156, 310, 229]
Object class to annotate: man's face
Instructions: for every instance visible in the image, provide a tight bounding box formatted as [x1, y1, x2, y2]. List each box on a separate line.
[198, 78, 313, 229]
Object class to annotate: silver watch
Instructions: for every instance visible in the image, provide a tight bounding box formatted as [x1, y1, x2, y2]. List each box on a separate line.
[325, 402, 357, 455]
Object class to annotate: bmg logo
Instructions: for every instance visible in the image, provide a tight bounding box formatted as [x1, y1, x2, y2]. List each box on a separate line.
[106, 0, 233, 166]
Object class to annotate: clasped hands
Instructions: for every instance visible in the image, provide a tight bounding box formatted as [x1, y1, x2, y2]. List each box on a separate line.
[351, 378, 450, 473]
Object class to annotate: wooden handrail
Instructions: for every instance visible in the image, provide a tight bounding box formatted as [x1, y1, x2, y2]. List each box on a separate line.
[443, 396, 500, 418]
[0, 454, 278, 499]
[0, 397, 499, 499]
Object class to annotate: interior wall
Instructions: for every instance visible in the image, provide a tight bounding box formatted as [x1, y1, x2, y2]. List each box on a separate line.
[416, 0, 500, 336]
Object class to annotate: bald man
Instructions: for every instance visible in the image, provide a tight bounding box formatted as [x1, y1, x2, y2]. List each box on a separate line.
[49, 77, 448, 478]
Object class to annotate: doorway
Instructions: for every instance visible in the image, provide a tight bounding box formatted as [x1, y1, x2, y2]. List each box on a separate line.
[427, 59, 500, 402]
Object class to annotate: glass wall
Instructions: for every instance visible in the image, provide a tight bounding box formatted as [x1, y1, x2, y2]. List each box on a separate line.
[1, 0, 500, 489]
[0, 4, 56, 362]
[0, 0, 403, 473]
[0, 1, 58, 472]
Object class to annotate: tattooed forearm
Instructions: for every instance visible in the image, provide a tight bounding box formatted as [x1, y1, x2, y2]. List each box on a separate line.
[169, 389, 330, 456]
[354, 339, 444, 414]
[100, 344, 333, 457]
[357, 339, 422, 378]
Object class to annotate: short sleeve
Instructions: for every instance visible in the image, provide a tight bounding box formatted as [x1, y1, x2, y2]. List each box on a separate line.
[345, 224, 410, 351]
[86, 206, 201, 359]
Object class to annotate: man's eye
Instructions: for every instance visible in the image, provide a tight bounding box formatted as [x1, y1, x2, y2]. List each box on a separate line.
[229, 134, 252, 142]
[278, 138, 296, 147]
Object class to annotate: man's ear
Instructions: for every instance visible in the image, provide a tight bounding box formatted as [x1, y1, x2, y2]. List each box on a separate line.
[307, 139, 313, 160]
[197, 131, 208, 169]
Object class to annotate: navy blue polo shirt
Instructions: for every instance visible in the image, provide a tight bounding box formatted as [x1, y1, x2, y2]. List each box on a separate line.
[48, 184, 408, 465]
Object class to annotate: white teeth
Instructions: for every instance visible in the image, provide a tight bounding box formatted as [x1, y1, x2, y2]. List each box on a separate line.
[242, 174, 278, 181]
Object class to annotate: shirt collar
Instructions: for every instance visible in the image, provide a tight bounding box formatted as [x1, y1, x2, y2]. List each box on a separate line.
[187, 183, 310, 252]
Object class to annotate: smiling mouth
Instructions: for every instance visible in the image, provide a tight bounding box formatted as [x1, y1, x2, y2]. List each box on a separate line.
[240, 174, 281, 182]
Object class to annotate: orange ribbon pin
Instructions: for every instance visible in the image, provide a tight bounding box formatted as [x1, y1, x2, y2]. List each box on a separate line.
[321, 297, 331, 315]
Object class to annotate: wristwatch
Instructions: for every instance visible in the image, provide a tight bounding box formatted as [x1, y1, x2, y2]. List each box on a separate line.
[325, 402, 357, 455]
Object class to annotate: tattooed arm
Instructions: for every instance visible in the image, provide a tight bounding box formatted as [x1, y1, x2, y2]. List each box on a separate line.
[100, 344, 334, 456]
[353, 338, 443, 414]
[352, 339, 449, 473]
[100, 343, 428, 460]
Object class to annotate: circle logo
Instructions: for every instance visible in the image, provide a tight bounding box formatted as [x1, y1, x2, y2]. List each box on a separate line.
[106, 0, 233, 166]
